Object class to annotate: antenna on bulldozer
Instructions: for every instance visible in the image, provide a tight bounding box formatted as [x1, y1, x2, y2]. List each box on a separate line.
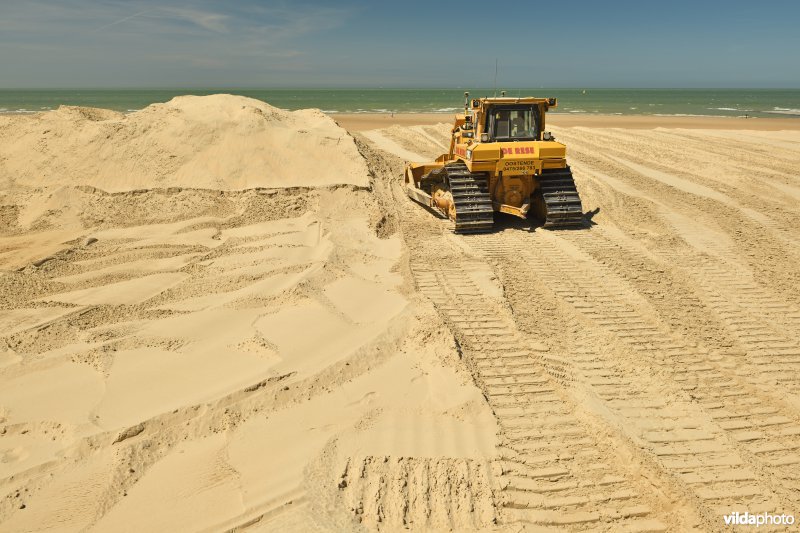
[494, 59, 498, 97]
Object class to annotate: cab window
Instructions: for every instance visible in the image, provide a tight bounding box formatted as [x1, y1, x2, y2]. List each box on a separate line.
[487, 106, 540, 141]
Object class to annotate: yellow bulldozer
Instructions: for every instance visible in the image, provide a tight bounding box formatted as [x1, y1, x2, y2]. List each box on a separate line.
[405, 92, 585, 233]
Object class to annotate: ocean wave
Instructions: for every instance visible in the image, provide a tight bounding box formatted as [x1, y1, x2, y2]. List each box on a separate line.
[434, 107, 458, 112]
[333, 109, 406, 114]
[708, 107, 755, 112]
[652, 113, 715, 117]
[764, 107, 800, 116]
[568, 109, 586, 113]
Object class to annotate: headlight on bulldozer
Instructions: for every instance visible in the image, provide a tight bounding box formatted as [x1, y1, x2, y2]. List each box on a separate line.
[466, 149, 473, 160]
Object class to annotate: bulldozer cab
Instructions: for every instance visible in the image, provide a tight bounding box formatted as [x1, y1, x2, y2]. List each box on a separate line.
[485, 105, 540, 141]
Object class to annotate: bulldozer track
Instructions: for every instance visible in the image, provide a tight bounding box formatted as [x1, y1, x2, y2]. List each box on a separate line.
[466, 231, 800, 512]
[537, 166, 585, 228]
[443, 163, 494, 233]
[410, 262, 672, 531]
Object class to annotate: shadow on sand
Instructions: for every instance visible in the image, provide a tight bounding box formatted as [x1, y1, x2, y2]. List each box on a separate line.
[482, 208, 600, 233]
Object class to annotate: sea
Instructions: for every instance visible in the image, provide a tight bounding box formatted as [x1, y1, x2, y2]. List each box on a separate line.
[1, 88, 800, 118]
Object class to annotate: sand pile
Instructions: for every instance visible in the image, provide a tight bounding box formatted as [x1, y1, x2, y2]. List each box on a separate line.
[0, 99, 497, 532]
[0, 94, 368, 191]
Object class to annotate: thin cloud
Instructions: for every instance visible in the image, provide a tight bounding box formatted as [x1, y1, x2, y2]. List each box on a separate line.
[158, 7, 230, 33]
[0, 1, 357, 87]
[92, 10, 151, 33]
[247, 5, 351, 40]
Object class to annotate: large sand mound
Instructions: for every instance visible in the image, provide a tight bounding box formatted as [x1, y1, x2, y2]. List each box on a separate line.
[0, 94, 368, 191]
[0, 101, 496, 532]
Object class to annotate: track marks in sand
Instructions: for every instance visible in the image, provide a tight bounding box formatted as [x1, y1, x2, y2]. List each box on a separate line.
[470, 232, 799, 518]
[557, 126, 800, 212]
[358, 123, 800, 529]
[567, 157, 800, 308]
[338, 456, 495, 531]
[559, 127, 800, 237]
[362, 133, 685, 530]
[411, 262, 675, 531]
[561, 228, 800, 395]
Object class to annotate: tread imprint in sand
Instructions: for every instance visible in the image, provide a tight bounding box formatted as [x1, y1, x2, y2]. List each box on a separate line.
[466, 231, 800, 514]
[337, 456, 496, 530]
[411, 262, 670, 531]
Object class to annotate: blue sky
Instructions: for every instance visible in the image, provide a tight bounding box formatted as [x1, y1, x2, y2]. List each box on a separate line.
[1, 0, 799, 88]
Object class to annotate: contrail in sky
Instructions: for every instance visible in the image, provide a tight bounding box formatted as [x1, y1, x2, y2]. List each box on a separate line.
[92, 10, 152, 32]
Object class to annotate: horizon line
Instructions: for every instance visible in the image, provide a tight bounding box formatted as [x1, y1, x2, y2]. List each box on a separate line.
[2, 87, 800, 91]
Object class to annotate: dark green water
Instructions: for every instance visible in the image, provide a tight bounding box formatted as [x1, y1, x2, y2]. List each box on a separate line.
[2, 89, 799, 118]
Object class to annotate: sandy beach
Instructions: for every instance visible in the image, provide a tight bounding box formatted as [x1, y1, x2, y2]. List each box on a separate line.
[2, 95, 800, 531]
[333, 111, 800, 131]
